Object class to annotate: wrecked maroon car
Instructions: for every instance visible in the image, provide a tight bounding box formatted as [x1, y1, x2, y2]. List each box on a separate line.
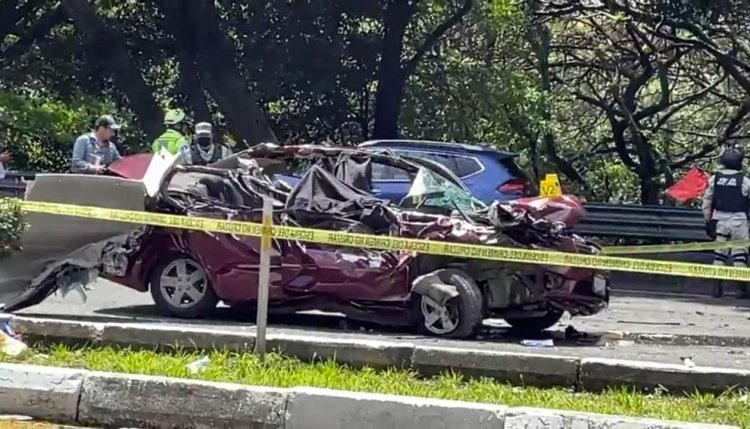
[89, 144, 607, 338]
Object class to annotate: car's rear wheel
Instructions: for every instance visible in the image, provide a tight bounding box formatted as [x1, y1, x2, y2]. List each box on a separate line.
[504, 309, 564, 334]
[414, 269, 483, 339]
[150, 256, 218, 318]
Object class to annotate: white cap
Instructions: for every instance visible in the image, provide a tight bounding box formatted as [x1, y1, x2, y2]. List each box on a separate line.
[195, 122, 212, 137]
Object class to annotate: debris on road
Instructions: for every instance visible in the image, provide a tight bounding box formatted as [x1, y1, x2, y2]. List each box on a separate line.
[186, 355, 211, 374]
[521, 338, 555, 347]
[681, 356, 696, 368]
[0, 322, 26, 356]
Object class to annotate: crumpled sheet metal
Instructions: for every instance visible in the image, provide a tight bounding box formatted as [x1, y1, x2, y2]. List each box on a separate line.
[0, 144, 595, 313]
[0, 174, 146, 312]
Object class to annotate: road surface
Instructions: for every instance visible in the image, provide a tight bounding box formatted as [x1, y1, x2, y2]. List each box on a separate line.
[13, 279, 750, 369]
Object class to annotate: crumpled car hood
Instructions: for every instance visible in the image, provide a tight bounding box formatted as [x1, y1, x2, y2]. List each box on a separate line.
[0, 151, 179, 312]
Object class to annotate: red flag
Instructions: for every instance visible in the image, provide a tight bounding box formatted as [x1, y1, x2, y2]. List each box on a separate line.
[666, 166, 709, 203]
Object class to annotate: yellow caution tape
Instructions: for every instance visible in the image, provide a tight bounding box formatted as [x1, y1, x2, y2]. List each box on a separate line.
[18, 200, 750, 282]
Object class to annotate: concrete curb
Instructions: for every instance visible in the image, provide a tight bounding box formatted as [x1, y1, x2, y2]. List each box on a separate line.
[5, 315, 750, 394]
[0, 363, 85, 422]
[0, 363, 737, 429]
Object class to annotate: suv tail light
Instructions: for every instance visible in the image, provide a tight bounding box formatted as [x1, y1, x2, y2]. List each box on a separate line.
[498, 178, 528, 195]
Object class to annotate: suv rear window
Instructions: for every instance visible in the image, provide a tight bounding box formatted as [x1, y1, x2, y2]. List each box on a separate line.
[395, 151, 482, 179]
[452, 156, 482, 177]
[371, 162, 411, 181]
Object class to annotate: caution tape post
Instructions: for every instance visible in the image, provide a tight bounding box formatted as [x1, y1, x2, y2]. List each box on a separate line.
[17, 200, 750, 283]
[254, 197, 273, 360]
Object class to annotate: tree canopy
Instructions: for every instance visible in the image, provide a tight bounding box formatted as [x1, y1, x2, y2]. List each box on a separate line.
[1, 0, 746, 204]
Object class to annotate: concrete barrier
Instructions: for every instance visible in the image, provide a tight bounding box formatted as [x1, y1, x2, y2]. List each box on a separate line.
[268, 333, 415, 368]
[77, 371, 289, 428]
[411, 345, 580, 388]
[6, 317, 104, 343]
[285, 387, 507, 429]
[0, 363, 738, 429]
[580, 358, 750, 393]
[101, 322, 255, 351]
[504, 407, 731, 429]
[0, 363, 85, 422]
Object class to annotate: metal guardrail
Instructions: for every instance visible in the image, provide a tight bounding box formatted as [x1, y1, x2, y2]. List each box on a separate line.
[575, 203, 706, 242]
[0, 171, 707, 243]
[0, 171, 35, 198]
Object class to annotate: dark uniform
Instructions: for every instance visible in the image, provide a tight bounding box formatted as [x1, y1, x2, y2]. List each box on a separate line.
[702, 148, 750, 298]
[187, 122, 231, 166]
[189, 142, 226, 166]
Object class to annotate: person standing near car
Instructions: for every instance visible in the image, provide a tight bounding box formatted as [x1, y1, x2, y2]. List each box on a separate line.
[186, 122, 231, 165]
[152, 108, 191, 161]
[702, 147, 750, 298]
[71, 115, 123, 174]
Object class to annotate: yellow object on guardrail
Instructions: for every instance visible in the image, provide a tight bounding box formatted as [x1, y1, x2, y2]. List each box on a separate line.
[539, 173, 562, 198]
[18, 200, 750, 283]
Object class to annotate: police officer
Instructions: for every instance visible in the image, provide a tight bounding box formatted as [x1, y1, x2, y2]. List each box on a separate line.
[152, 108, 190, 160]
[702, 147, 750, 298]
[187, 122, 231, 165]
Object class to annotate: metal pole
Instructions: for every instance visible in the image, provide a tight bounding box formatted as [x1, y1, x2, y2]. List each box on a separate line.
[254, 197, 273, 361]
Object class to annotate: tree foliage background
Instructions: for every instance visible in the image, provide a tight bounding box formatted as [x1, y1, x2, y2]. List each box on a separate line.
[1, 0, 747, 204]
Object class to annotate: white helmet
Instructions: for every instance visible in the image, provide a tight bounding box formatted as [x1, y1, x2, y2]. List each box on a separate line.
[195, 122, 212, 137]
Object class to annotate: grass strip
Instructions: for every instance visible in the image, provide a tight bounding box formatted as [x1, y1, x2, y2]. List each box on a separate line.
[2, 343, 749, 427]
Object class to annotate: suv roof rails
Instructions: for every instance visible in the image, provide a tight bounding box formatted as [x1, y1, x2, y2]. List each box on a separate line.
[358, 139, 517, 157]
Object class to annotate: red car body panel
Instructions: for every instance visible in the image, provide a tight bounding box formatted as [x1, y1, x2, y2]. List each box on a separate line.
[101, 150, 607, 327]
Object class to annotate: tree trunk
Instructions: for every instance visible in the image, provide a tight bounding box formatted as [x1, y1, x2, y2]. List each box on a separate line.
[639, 176, 660, 205]
[159, 0, 277, 146]
[62, 0, 163, 140]
[531, 21, 586, 184]
[372, 0, 414, 140]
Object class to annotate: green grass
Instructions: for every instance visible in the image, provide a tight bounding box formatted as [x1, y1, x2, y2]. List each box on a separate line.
[2, 343, 749, 427]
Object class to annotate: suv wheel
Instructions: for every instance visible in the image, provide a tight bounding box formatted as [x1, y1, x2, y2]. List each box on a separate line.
[414, 269, 483, 338]
[150, 255, 218, 318]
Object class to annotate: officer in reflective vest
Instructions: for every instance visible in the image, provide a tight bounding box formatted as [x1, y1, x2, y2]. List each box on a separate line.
[702, 147, 750, 298]
[152, 108, 191, 160]
[187, 122, 231, 165]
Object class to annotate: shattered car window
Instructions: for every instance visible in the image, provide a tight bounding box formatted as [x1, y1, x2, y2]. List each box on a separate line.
[404, 167, 486, 214]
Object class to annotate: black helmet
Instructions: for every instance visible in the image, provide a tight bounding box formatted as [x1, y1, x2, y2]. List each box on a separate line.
[720, 147, 744, 170]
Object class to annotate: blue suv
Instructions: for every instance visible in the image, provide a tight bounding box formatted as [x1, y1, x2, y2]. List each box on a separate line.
[358, 140, 535, 203]
[274, 140, 535, 204]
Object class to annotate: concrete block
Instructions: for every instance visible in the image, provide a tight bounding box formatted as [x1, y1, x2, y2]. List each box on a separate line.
[0, 363, 85, 422]
[77, 371, 289, 428]
[286, 387, 506, 429]
[412, 345, 579, 387]
[580, 358, 750, 394]
[504, 407, 737, 429]
[268, 334, 414, 368]
[10, 316, 104, 343]
[100, 323, 255, 351]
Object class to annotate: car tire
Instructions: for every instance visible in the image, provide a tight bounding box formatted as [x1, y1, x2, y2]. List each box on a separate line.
[414, 268, 483, 339]
[504, 310, 564, 334]
[150, 255, 219, 318]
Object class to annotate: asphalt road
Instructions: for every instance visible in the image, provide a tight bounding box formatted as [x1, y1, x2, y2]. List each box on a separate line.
[12, 278, 750, 370]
